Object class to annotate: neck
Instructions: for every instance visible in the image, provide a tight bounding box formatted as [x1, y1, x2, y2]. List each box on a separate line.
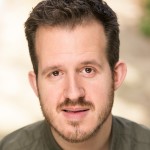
[52, 114, 112, 150]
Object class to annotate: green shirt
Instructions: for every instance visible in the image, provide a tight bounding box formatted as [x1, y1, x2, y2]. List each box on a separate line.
[0, 116, 150, 150]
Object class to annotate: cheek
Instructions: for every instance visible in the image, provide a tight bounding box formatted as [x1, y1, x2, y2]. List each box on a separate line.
[86, 79, 111, 96]
[37, 80, 64, 107]
[84, 75, 113, 106]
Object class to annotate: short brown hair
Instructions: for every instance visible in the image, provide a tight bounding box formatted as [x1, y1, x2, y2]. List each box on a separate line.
[25, 0, 119, 75]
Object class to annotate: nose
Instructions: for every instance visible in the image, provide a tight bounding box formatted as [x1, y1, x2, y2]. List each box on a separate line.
[64, 75, 85, 101]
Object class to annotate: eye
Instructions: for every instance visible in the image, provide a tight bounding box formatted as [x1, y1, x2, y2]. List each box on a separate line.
[47, 70, 64, 80]
[84, 68, 93, 73]
[52, 71, 60, 76]
[81, 67, 96, 77]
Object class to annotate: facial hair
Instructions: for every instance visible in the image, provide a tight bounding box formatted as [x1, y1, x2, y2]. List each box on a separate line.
[38, 84, 114, 143]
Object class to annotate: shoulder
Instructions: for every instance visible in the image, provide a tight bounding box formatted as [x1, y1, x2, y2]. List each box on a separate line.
[0, 120, 46, 150]
[113, 116, 150, 139]
[112, 116, 150, 149]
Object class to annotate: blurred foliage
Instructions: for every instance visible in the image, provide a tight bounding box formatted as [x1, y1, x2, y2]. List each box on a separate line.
[140, 0, 150, 37]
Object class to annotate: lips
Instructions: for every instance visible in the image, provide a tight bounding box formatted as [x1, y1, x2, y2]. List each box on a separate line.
[61, 107, 90, 120]
[62, 107, 89, 113]
[63, 109, 89, 113]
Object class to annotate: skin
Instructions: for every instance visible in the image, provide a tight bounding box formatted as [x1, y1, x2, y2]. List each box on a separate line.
[29, 21, 127, 150]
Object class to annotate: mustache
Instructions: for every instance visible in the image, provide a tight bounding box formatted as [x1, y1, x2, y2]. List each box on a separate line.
[57, 97, 95, 111]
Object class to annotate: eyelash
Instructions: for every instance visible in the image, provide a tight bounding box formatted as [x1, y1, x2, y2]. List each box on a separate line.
[82, 67, 95, 73]
[47, 70, 63, 78]
[80, 66, 97, 77]
[47, 66, 96, 79]
[52, 71, 61, 76]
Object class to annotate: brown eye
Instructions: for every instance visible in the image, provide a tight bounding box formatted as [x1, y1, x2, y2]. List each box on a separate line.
[52, 71, 60, 76]
[47, 70, 64, 81]
[85, 68, 92, 73]
[80, 67, 96, 78]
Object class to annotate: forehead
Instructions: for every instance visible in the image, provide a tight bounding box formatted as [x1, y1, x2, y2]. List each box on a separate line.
[35, 20, 107, 59]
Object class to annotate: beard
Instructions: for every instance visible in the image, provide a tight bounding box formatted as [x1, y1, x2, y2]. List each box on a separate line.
[38, 84, 114, 143]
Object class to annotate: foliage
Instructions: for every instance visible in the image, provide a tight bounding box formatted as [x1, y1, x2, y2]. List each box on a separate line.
[140, 0, 150, 37]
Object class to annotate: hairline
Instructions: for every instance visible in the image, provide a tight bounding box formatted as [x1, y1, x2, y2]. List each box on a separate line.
[34, 18, 111, 76]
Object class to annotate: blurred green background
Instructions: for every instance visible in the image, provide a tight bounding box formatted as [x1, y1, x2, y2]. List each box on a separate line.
[0, 0, 150, 140]
[140, 0, 150, 36]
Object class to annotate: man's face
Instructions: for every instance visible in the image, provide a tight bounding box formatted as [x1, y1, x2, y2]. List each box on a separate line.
[32, 21, 115, 142]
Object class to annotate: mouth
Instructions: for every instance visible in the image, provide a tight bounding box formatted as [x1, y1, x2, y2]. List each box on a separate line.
[62, 108, 89, 113]
[61, 107, 90, 120]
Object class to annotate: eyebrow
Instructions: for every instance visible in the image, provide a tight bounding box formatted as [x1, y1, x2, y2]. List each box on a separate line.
[80, 60, 102, 69]
[41, 60, 102, 76]
[41, 65, 62, 76]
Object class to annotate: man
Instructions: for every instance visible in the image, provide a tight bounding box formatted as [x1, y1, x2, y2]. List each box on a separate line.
[0, 0, 150, 149]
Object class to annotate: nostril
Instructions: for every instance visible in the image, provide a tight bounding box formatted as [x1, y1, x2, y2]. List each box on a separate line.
[64, 87, 85, 100]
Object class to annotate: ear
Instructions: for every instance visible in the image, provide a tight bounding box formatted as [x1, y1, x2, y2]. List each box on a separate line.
[28, 71, 39, 97]
[113, 61, 127, 90]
